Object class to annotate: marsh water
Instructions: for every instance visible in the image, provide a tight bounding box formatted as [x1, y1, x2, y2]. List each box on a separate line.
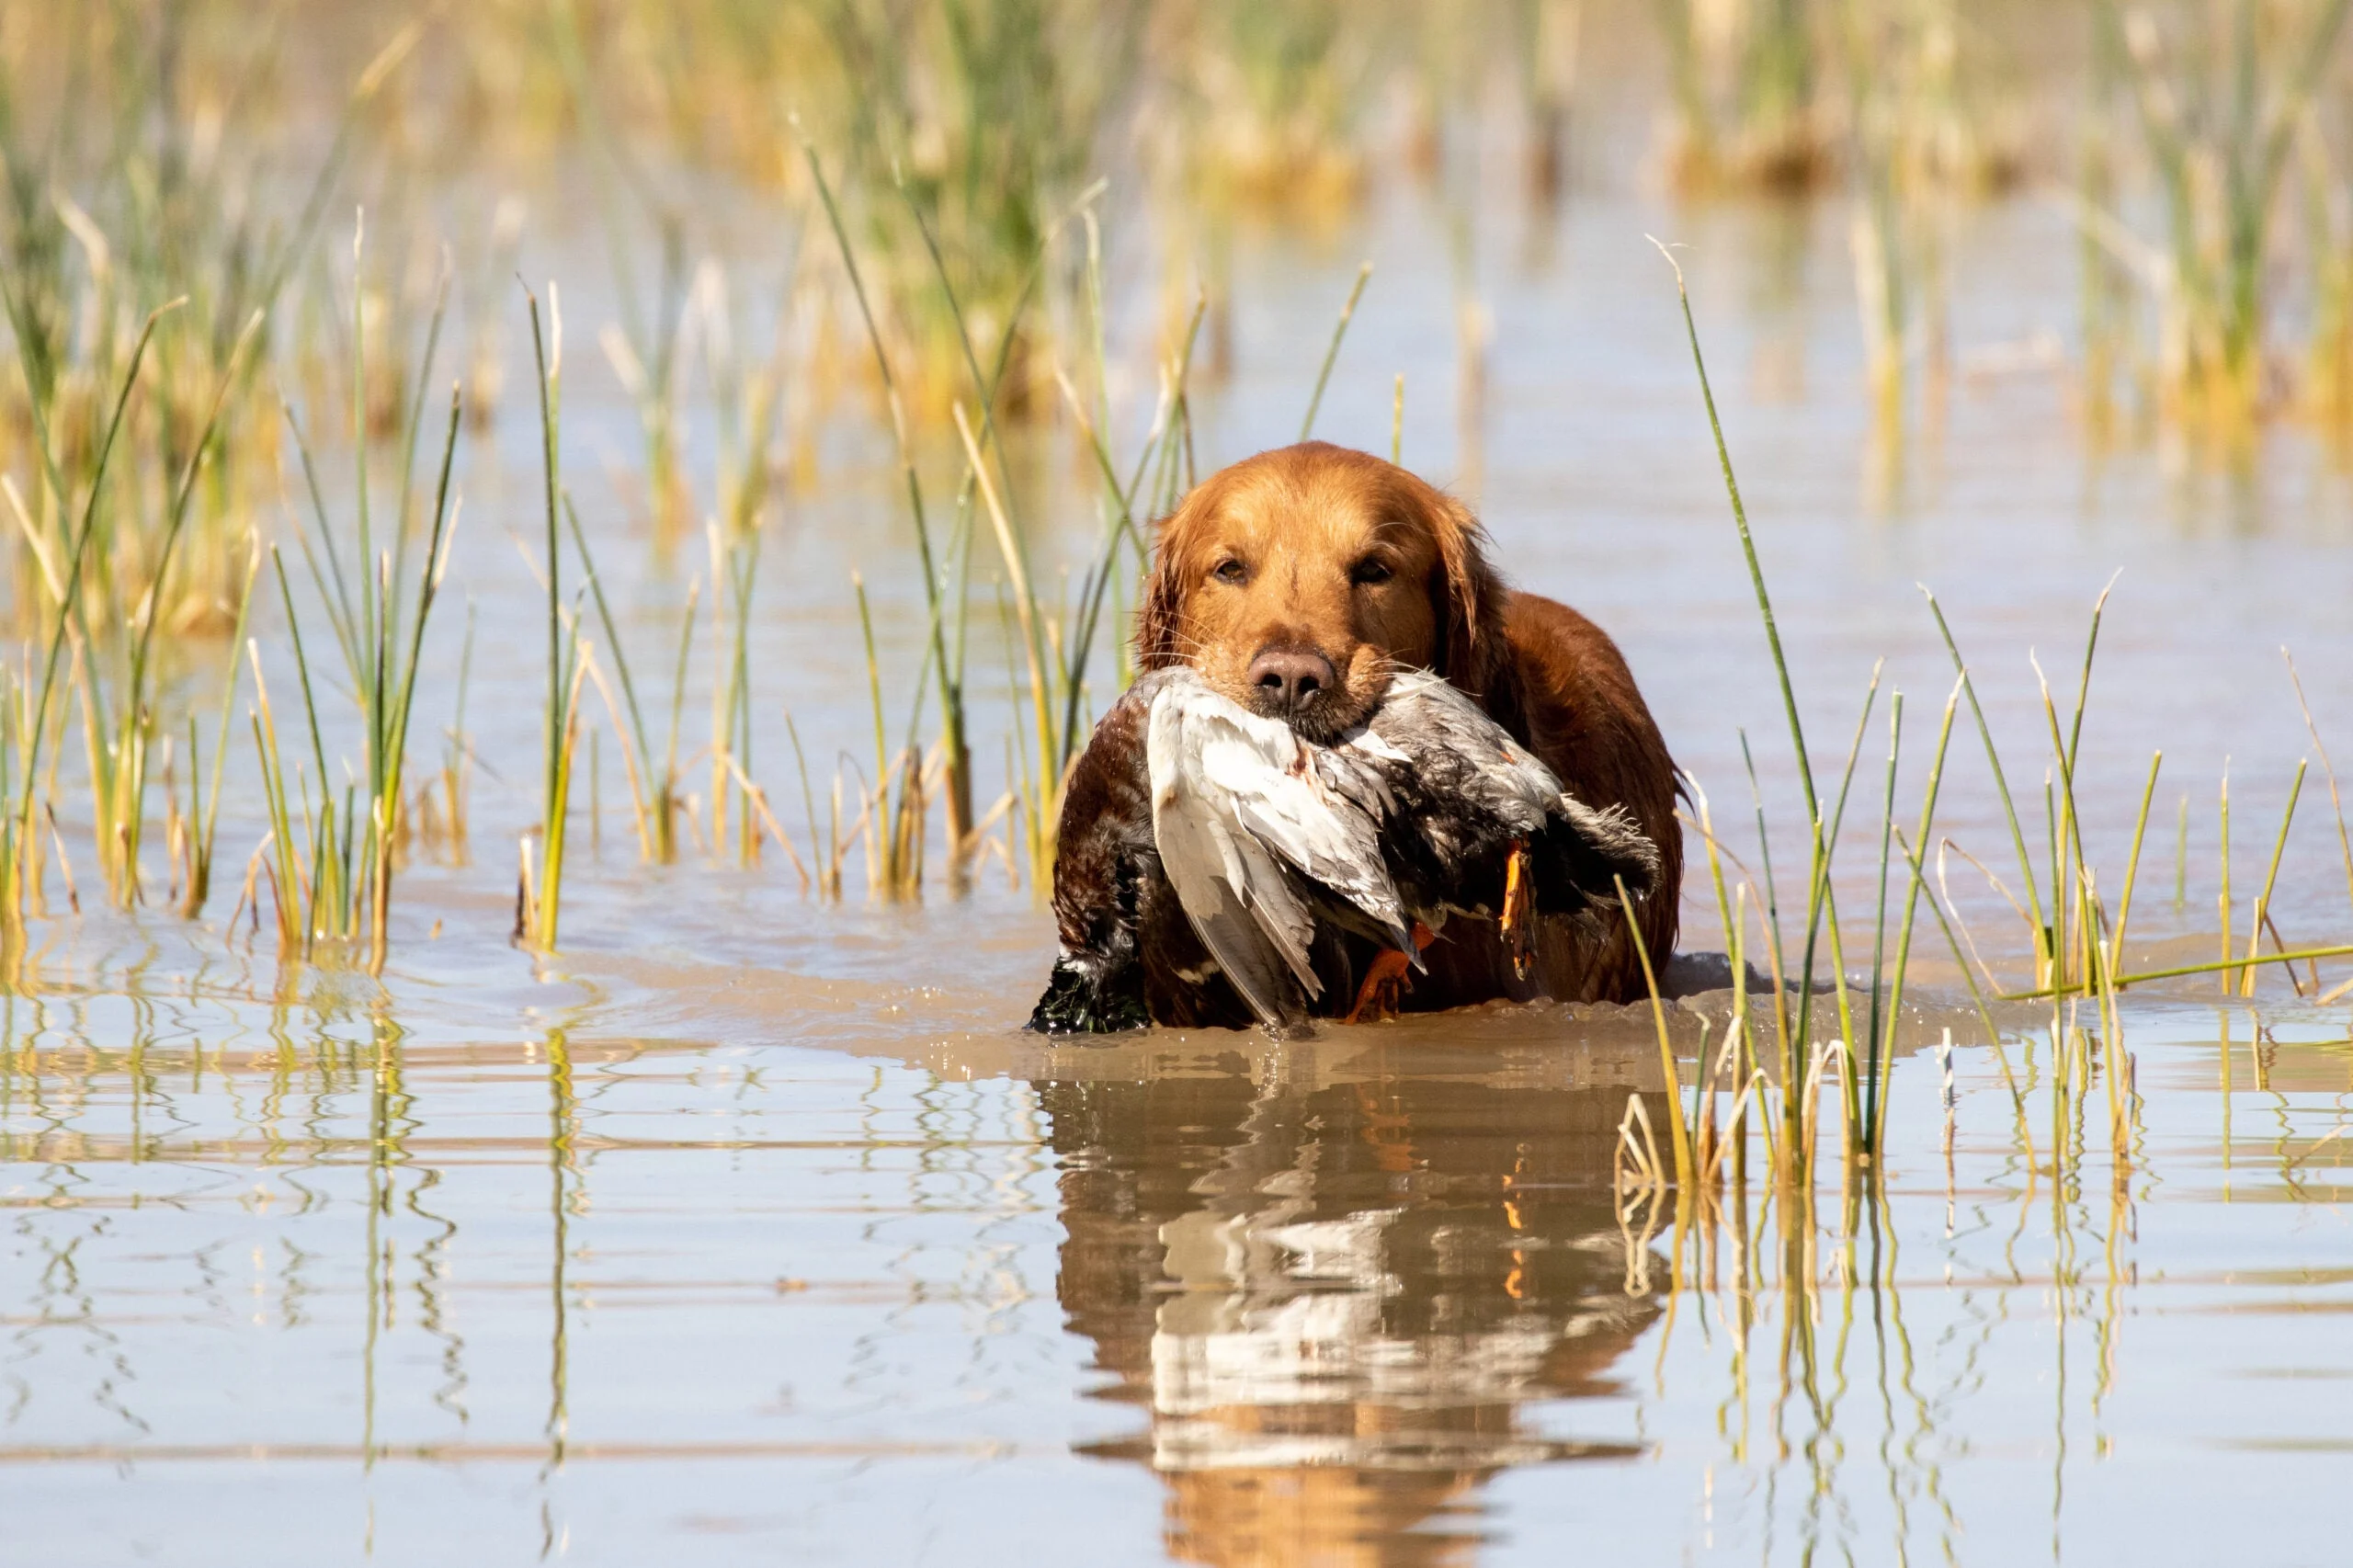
[13, 108, 2353, 1568]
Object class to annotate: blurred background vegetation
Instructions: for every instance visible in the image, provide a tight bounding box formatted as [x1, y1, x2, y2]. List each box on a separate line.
[0, 0, 2350, 949]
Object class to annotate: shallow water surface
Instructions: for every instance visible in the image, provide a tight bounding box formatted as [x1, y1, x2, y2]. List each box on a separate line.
[11, 954, 2353, 1563]
[11, 157, 2353, 1563]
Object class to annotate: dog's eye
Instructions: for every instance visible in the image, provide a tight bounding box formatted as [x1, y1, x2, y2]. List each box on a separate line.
[1350, 557, 1393, 586]
[1212, 558, 1247, 585]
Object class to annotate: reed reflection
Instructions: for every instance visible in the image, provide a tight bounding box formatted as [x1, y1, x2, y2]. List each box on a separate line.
[1039, 1067, 1664, 1565]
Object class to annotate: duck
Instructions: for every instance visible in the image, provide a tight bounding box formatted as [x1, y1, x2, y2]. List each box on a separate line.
[1029, 666, 1661, 1036]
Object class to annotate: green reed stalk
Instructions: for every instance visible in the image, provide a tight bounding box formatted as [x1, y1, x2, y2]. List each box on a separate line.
[390, 267, 454, 610]
[1736, 731, 1792, 1040]
[1620, 872, 1696, 1192]
[2175, 792, 2189, 909]
[853, 573, 895, 893]
[276, 265, 464, 966]
[365, 388, 464, 972]
[958, 410, 1054, 831]
[1659, 243, 1858, 1163]
[995, 583, 1040, 874]
[564, 497, 656, 859]
[442, 601, 477, 856]
[803, 132, 975, 866]
[1889, 828, 2015, 1054]
[956, 403, 1059, 869]
[1809, 672, 1883, 1155]
[284, 404, 360, 675]
[892, 176, 1062, 846]
[894, 166, 1152, 826]
[269, 550, 343, 945]
[246, 648, 302, 952]
[2065, 576, 2117, 772]
[1924, 587, 2053, 983]
[1685, 777, 1766, 1181]
[2245, 762, 2307, 996]
[1862, 693, 1904, 1148]
[2091, 890, 2135, 1163]
[106, 310, 264, 906]
[1300, 261, 1373, 440]
[1735, 733, 1809, 1170]
[784, 711, 831, 899]
[667, 581, 699, 861]
[865, 585, 935, 897]
[1058, 215, 1136, 730]
[185, 542, 261, 915]
[2106, 752, 2165, 983]
[710, 522, 761, 865]
[1923, 953, 2032, 1208]
[2006, 943, 2353, 1002]
[6, 301, 177, 948]
[350, 215, 378, 693]
[1054, 297, 1204, 764]
[2032, 657, 2086, 990]
[1726, 891, 1756, 1190]
[306, 343, 464, 956]
[1867, 685, 1961, 1155]
[2053, 582, 2119, 987]
[525, 286, 581, 948]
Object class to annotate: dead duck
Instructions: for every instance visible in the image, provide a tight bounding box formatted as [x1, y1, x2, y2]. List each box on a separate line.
[1029, 666, 1661, 1035]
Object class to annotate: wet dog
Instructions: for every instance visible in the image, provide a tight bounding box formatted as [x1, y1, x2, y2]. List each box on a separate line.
[1121, 441, 1681, 1010]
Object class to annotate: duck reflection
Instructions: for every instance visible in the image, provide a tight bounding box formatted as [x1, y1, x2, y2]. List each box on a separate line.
[1038, 1067, 1665, 1565]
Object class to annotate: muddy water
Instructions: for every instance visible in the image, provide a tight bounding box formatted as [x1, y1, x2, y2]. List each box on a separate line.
[11, 165, 2353, 1562]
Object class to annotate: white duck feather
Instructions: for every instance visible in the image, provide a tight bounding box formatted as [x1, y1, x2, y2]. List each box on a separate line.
[1146, 670, 1415, 1028]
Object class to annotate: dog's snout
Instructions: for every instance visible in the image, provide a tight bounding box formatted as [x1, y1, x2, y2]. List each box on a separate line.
[1246, 646, 1336, 714]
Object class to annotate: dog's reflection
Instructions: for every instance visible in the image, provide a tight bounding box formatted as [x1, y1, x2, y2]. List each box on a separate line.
[1038, 1070, 1665, 1566]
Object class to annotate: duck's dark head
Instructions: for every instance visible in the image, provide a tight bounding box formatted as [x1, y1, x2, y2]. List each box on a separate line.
[1133, 443, 1511, 744]
[1029, 951, 1151, 1034]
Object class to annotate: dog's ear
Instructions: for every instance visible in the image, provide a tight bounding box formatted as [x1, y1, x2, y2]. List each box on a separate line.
[1133, 501, 1196, 670]
[1417, 486, 1515, 710]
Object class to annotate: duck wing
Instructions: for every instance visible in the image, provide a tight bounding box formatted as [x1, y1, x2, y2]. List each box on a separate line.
[1338, 671, 1661, 924]
[1198, 732, 1411, 949]
[1359, 672, 1558, 830]
[1148, 793, 1314, 1029]
[1147, 673, 1415, 1029]
[1147, 691, 1317, 1028]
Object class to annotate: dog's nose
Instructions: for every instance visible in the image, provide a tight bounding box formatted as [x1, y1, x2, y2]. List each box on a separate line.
[1246, 646, 1336, 714]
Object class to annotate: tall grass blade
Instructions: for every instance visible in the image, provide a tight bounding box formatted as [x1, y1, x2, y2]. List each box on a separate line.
[1300, 260, 1373, 440]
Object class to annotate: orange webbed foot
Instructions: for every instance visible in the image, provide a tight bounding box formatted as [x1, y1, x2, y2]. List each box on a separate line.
[1499, 841, 1536, 980]
[1345, 923, 1438, 1024]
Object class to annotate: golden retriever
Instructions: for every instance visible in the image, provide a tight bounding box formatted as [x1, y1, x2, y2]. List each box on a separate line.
[1132, 440, 1681, 1009]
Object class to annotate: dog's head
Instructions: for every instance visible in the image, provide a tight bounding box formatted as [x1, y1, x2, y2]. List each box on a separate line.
[1135, 442, 1511, 743]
